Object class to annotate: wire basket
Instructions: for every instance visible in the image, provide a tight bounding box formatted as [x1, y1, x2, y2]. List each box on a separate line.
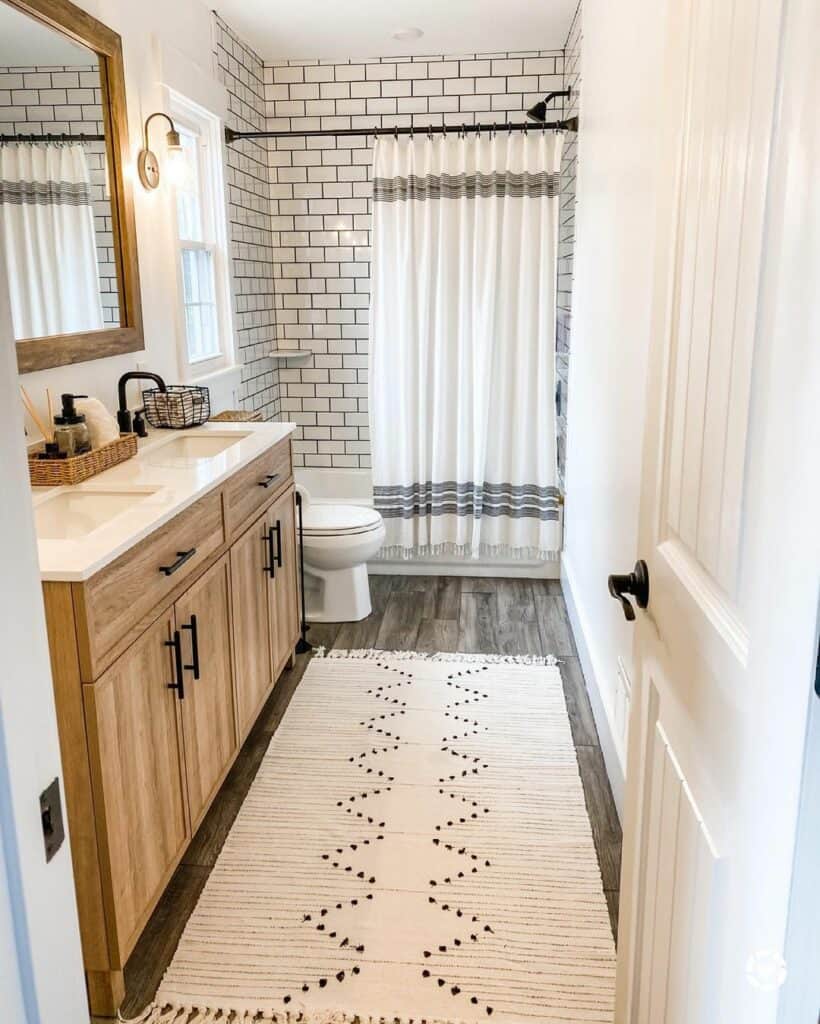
[28, 433, 138, 487]
[142, 385, 210, 429]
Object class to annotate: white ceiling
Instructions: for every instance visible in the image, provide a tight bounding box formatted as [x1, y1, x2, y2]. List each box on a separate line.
[214, 0, 577, 62]
[0, 2, 96, 67]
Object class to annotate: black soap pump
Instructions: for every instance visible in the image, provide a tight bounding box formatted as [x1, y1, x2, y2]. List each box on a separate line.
[53, 394, 92, 457]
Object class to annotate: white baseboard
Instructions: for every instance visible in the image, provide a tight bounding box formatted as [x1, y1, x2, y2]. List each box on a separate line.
[561, 554, 626, 820]
[368, 558, 561, 579]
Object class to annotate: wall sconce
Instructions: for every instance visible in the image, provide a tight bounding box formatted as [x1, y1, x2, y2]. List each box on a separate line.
[137, 112, 184, 190]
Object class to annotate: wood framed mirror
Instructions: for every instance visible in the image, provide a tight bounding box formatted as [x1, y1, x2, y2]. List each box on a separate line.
[0, 0, 143, 372]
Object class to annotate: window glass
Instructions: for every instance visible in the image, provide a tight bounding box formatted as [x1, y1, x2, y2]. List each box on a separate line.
[168, 94, 233, 376]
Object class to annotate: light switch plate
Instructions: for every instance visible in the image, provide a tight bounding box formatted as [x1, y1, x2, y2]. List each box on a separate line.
[39, 777, 65, 863]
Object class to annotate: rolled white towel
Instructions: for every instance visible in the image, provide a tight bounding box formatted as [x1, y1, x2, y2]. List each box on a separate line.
[75, 397, 120, 448]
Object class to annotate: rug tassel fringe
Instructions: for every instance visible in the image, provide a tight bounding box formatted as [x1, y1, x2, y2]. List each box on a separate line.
[123, 1006, 493, 1024]
[313, 647, 558, 666]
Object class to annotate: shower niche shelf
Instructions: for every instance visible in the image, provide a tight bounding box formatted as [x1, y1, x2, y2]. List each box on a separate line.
[269, 349, 312, 362]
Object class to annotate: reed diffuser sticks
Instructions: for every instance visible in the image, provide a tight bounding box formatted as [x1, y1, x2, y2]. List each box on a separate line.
[19, 385, 53, 443]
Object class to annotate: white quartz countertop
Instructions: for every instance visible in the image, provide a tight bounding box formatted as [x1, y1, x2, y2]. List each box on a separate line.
[32, 421, 296, 582]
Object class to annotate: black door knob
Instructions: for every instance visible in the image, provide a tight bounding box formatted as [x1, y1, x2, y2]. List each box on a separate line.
[608, 560, 649, 622]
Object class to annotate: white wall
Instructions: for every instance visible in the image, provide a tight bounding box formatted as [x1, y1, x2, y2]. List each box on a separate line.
[16, 0, 242, 429]
[561, 0, 668, 813]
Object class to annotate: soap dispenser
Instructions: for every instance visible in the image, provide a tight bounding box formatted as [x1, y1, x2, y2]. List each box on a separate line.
[53, 393, 92, 457]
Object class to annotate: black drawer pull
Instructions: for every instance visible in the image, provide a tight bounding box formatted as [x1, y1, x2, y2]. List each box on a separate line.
[262, 532, 272, 581]
[165, 630, 185, 700]
[159, 548, 196, 576]
[181, 614, 200, 679]
[258, 472, 280, 489]
[272, 520, 283, 568]
[263, 528, 275, 578]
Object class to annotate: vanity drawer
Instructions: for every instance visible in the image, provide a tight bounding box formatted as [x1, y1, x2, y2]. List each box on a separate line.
[77, 490, 225, 676]
[223, 438, 292, 538]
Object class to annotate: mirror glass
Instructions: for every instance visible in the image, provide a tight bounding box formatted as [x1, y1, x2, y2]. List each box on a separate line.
[0, 1, 121, 341]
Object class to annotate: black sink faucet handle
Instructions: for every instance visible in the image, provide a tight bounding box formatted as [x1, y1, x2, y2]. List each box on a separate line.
[117, 371, 167, 435]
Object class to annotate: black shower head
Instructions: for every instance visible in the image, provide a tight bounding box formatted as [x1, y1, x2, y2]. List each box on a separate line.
[526, 88, 572, 123]
[526, 99, 548, 123]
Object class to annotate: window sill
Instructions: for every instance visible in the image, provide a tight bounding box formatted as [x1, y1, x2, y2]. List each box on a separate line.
[182, 363, 242, 388]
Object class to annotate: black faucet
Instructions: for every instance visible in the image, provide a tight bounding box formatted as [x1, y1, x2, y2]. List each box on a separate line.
[117, 371, 167, 436]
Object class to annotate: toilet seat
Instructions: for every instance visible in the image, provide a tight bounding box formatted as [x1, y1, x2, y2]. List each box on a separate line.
[302, 503, 383, 538]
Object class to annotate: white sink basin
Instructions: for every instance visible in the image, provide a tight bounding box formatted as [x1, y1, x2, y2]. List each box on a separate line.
[34, 489, 156, 540]
[147, 431, 252, 464]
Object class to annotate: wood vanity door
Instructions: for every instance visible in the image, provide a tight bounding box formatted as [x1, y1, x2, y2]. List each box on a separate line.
[84, 611, 188, 963]
[229, 510, 274, 742]
[267, 487, 300, 674]
[174, 555, 237, 829]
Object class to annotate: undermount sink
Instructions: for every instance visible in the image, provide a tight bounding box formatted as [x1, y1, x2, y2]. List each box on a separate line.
[34, 489, 156, 541]
[147, 431, 252, 464]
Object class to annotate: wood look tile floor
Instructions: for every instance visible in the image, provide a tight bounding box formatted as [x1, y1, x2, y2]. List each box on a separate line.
[111, 575, 622, 1020]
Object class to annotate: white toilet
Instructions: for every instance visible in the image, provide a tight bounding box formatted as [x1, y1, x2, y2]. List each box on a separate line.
[298, 488, 385, 622]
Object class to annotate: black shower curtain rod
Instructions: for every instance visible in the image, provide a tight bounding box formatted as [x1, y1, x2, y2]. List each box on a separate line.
[0, 132, 105, 143]
[225, 115, 578, 145]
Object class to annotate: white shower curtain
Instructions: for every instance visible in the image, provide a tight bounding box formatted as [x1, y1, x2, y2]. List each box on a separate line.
[370, 131, 563, 560]
[0, 143, 103, 338]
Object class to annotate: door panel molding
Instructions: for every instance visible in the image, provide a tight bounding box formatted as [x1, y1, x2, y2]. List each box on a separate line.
[632, 708, 721, 1023]
[659, 0, 783, 597]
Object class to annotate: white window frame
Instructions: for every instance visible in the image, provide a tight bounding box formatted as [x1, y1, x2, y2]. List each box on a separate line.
[167, 89, 235, 380]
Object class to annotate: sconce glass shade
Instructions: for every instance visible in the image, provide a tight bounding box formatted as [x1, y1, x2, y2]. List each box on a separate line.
[164, 131, 187, 188]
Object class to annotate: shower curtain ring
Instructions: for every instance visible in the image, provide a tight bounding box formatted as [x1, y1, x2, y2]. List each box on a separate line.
[394, 124, 398, 141]
[461, 123, 466, 139]
[492, 121, 497, 138]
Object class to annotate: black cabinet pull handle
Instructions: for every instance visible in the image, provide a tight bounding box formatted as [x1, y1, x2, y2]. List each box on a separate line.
[273, 520, 283, 568]
[181, 614, 200, 679]
[258, 472, 280, 489]
[159, 548, 196, 576]
[263, 528, 275, 578]
[165, 630, 185, 700]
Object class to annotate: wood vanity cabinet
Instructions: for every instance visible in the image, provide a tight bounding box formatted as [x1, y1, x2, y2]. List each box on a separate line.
[230, 512, 274, 741]
[84, 611, 188, 964]
[230, 487, 300, 742]
[267, 487, 300, 673]
[42, 436, 299, 1017]
[173, 556, 237, 829]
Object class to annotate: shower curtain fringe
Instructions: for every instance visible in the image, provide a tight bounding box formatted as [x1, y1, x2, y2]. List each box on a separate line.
[375, 542, 561, 562]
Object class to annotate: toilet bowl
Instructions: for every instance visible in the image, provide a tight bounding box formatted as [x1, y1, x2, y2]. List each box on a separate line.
[299, 494, 385, 622]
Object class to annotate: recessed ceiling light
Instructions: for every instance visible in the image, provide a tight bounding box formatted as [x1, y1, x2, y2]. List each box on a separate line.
[392, 27, 424, 41]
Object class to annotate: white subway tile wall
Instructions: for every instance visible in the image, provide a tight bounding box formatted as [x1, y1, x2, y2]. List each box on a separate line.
[262, 49, 568, 469]
[556, 1, 582, 486]
[0, 65, 120, 325]
[213, 16, 281, 418]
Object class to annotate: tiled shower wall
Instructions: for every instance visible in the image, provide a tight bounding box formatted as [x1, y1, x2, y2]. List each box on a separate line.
[263, 50, 567, 469]
[556, 2, 582, 486]
[212, 15, 281, 419]
[0, 65, 120, 325]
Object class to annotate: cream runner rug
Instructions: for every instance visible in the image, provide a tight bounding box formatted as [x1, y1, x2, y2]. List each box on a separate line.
[129, 650, 615, 1024]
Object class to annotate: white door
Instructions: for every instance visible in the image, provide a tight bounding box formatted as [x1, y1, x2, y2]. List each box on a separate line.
[0, 224, 87, 1018]
[615, 0, 820, 1019]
